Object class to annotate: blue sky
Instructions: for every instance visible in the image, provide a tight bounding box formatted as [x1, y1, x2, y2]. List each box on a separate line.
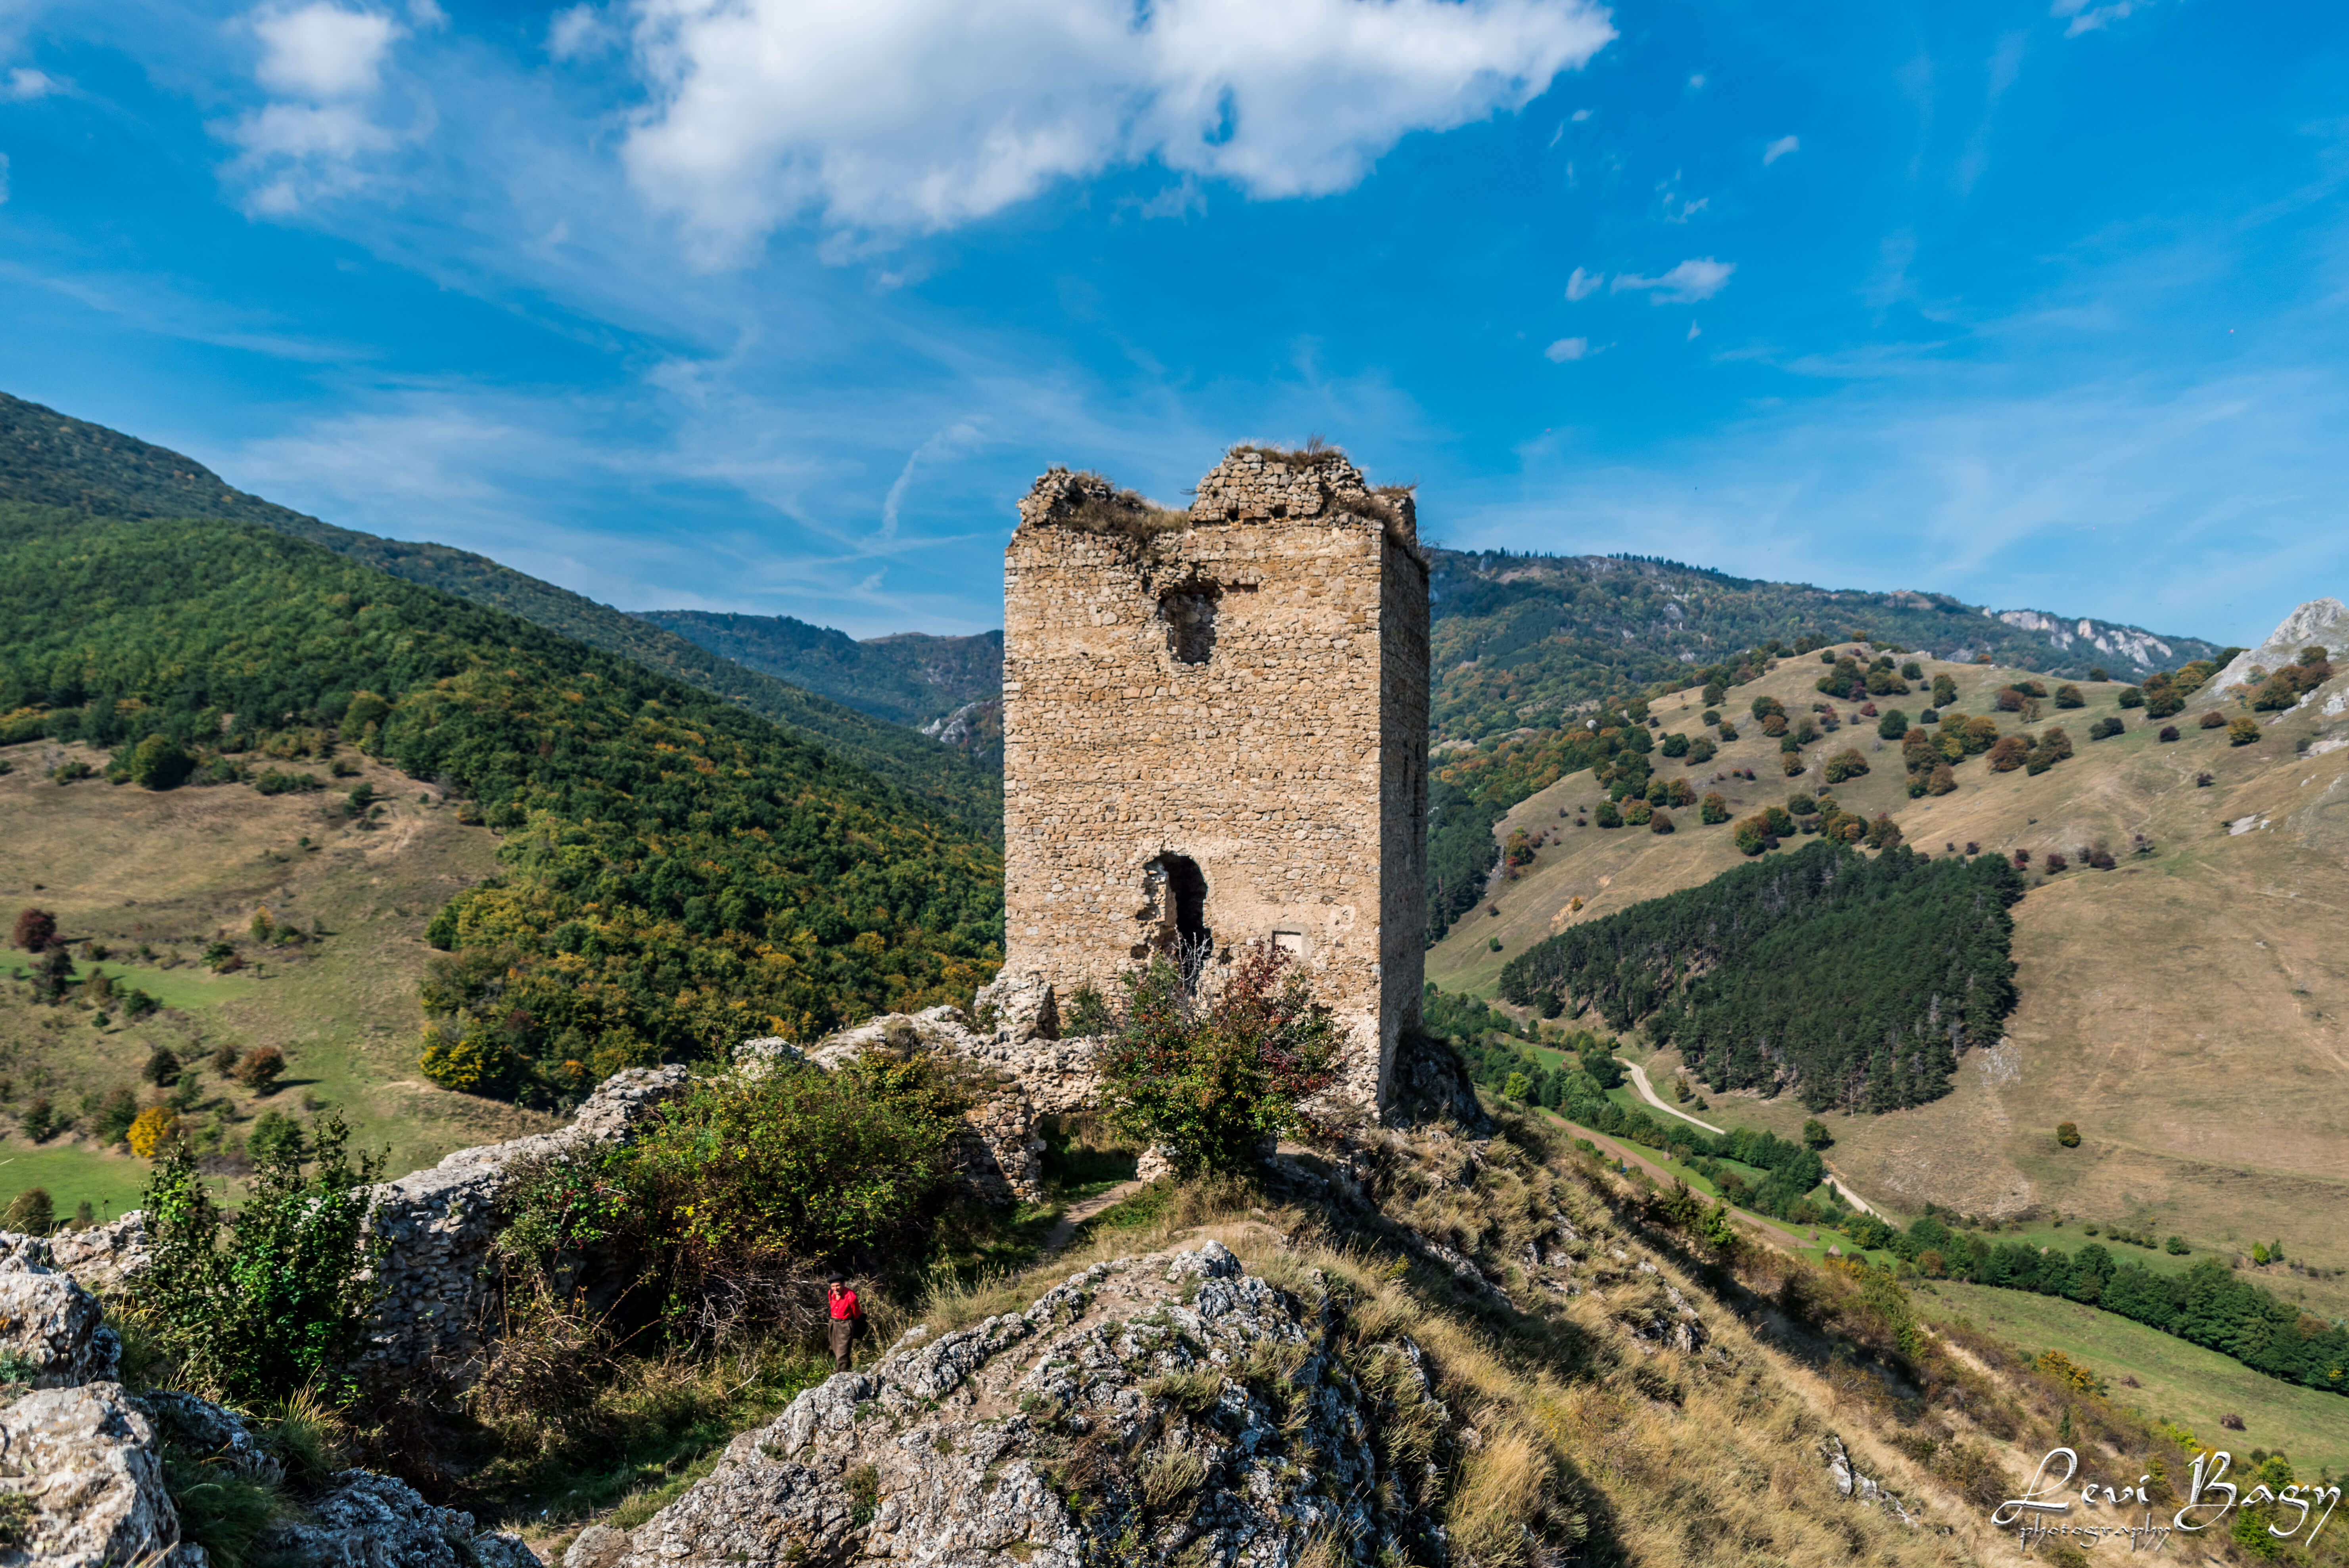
[2, 0, 2345, 644]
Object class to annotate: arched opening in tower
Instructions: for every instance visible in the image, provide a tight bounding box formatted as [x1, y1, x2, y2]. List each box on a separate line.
[1139, 854, 1212, 981]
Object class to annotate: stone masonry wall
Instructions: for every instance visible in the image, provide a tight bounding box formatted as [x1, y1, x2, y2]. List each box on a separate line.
[997, 447, 1430, 1112]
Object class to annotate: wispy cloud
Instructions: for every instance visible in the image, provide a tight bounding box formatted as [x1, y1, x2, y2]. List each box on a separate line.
[1611, 257, 1734, 302]
[4, 65, 58, 99]
[221, 2, 418, 213]
[1565, 265, 1602, 300]
[2050, 0, 2157, 38]
[1544, 336, 1588, 361]
[1762, 134, 1798, 165]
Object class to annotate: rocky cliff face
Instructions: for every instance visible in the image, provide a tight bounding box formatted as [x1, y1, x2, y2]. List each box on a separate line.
[567, 1240, 1461, 1568]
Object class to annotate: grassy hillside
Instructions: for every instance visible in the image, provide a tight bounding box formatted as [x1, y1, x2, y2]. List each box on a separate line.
[0, 391, 1000, 839]
[634, 610, 1001, 730]
[1429, 637, 2349, 1315]
[1425, 550, 2224, 742]
[0, 504, 1003, 1106]
[0, 738, 550, 1222]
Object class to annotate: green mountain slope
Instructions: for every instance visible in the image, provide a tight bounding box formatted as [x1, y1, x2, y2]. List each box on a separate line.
[633, 610, 1002, 731]
[0, 391, 999, 839]
[1427, 550, 2223, 742]
[0, 503, 1004, 1097]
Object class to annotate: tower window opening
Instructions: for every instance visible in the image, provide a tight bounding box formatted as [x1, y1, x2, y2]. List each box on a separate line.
[1160, 586, 1220, 665]
[1141, 854, 1212, 985]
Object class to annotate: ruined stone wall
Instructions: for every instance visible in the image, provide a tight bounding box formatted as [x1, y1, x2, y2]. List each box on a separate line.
[997, 447, 1429, 1112]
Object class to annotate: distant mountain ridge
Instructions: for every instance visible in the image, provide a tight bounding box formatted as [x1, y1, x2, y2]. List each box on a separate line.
[633, 609, 1001, 728]
[1424, 550, 2223, 742]
[0, 391, 1001, 838]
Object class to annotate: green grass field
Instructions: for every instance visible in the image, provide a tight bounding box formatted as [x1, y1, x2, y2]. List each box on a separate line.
[1921, 1280, 2349, 1477]
[83, 960, 260, 1012]
[0, 1138, 151, 1223]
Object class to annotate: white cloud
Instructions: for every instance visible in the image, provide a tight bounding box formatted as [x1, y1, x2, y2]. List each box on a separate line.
[1686, 320, 1699, 340]
[1544, 335, 1588, 361]
[619, 0, 1616, 254]
[548, 4, 612, 61]
[252, 2, 399, 99]
[4, 66, 58, 100]
[2050, 0, 2154, 36]
[1565, 265, 1602, 300]
[1570, 106, 1592, 121]
[224, 2, 414, 212]
[0, 151, 9, 207]
[1686, 72, 1705, 89]
[1762, 134, 1799, 165]
[1611, 257, 1734, 303]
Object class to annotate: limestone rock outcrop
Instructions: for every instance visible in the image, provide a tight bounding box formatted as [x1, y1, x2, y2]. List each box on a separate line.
[0, 1243, 120, 1388]
[253, 1470, 541, 1568]
[0, 1381, 190, 1567]
[579, 1240, 1456, 1568]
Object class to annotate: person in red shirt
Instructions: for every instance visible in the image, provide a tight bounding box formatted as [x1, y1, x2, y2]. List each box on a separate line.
[826, 1274, 863, 1372]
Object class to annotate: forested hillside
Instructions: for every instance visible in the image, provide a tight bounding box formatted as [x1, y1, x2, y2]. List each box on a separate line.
[0, 504, 1003, 1099]
[635, 610, 1001, 730]
[1498, 841, 2023, 1113]
[1427, 550, 2221, 741]
[0, 392, 1000, 838]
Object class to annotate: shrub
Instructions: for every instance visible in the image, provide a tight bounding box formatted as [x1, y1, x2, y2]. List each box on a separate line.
[1732, 817, 1768, 855]
[418, 1021, 514, 1095]
[1761, 713, 1788, 737]
[1877, 709, 1909, 740]
[2197, 709, 2227, 729]
[2088, 717, 2124, 740]
[1699, 792, 1728, 824]
[2228, 717, 2261, 746]
[1488, 935, 1501, 952]
[202, 940, 239, 972]
[129, 734, 196, 791]
[1593, 801, 1622, 829]
[1659, 732, 1688, 758]
[1750, 695, 1785, 721]
[141, 1047, 182, 1087]
[2117, 687, 2144, 709]
[1822, 748, 1870, 784]
[136, 1111, 385, 1404]
[1716, 722, 1738, 742]
[2196, 771, 2215, 786]
[233, 1045, 286, 1094]
[92, 1087, 139, 1145]
[2044, 851, 2068, 872]
[2054, 684, 2084, 709]
[1095, 941, 1337, 1174]
[2165, 1235, 2189, 1255]
[1062, 983, 1113, 1036]
[211, 1043, 243, 1075]
[620, 1046, 972, 1277]
[2158, 725, 2179, 742]
[19, 1099, 58, 1143]
[12, 909, 56, 953]
[248, 1110, 306, 1168]
[1649, 809, 1674, 834]
[1987, 735, 2032, 772]
[0, 1188, 53, 1235]
[128, 1106, 181, 1159]
[1624, 799, 1654, 826]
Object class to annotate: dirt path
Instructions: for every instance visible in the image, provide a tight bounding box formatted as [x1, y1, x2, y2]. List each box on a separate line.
[1615, 1057, 1890, 1220]
[1041, 1178, 1147, 1256]
[1616, 1056, 1727, 1135]
[1546, 1112, 1814, 1253]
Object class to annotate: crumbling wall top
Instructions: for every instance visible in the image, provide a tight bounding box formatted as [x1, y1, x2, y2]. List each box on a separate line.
[1015, 445, 1418, 556]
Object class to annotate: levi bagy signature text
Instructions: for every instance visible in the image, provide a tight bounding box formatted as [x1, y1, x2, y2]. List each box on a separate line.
[1994, 1446, 2341, 1552]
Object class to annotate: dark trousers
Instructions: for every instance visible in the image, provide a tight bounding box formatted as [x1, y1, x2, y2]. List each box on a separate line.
[828, 1318, 856, 1371]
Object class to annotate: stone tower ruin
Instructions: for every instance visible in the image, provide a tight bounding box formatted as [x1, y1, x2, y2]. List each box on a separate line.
[996, 445, 1430, 1114]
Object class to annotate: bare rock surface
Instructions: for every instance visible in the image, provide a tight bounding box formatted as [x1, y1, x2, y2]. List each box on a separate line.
[0, 1381, 191, 1567]
[0, 1246, 119, 1388]
[591, 1240, 1452, 1568]
[251, 1470, 539, 1568]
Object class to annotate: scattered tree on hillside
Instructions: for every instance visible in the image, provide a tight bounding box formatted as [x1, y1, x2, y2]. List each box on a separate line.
[2229, 717, 2261, 746]
[2088, 665, 2109, 682]
[1649, 809, 1674, 834]
[1877, 709, 1909, 740]
[2088, 717, 2124, 740]
[233, 1045, 286, 1095]
[2117, 687, 2145, 709]
[2054, 684, 2084, 708]
[2199, 710, 2228, 729]
[2158, 725, 2180, 742]
[141, 1047, 182, 1087]
[12, 908, 56, 953]
[1823, 748, 1870, 784]
[2056, 1121, 2081, 1148]
[0, 1187, 53, 1234]
[128, 733, 195, 790]
[1802, 1118, 1833, 1149]
[1925, 762, 1956, 796]
[1699, 792, 1728, 824]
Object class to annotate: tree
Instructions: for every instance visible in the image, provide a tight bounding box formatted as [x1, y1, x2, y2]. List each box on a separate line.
[19, 1099, 58, 1142]
[2157, 725, 2180, 742]
[1823, 748, 1870, 784]
[140, 1047, 182, 1087]
[1699, 792, 1728, 824]
[1802, 1118, 1832, 1150]
[1502, 1071, 1531, 1101]
[1, 1187, 54, 1235]
[1987, 735, 2032, 772]
[1594, 800, 1622, 828]
[2117, 687, 2144, 709]
[1925, 762, 1956, 796]
[2088, 717, 2124, 740]
[1625, 798, 1654, 826]
[127, 1106, 181, 1159]
[2228, 717, 2261, 746]
[128, 733, 195, 791]
[1649, 809, 1675, 834]
[2165, 1235, 2189, 1255]
[134, 1112, 385, 1404]
[1660, 732, 1689, 758]
[1877, 709, 1910, 740]
[1095, 940, 1338, 1173]
[1732, 817, 1768, 856]
[12, 908, 58, 953]
[2198, 709, 2227, 729]
[2088, 666, 2109, 682]
[233, 1045, 286, 1094]
[2056, 1121, 2081, 1148]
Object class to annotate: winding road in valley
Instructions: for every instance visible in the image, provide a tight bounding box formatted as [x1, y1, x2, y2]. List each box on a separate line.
[1614, 1056, 1886, 1219]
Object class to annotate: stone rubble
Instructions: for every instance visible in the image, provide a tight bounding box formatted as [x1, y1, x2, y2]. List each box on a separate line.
[577, 1240, 1456, 1568]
